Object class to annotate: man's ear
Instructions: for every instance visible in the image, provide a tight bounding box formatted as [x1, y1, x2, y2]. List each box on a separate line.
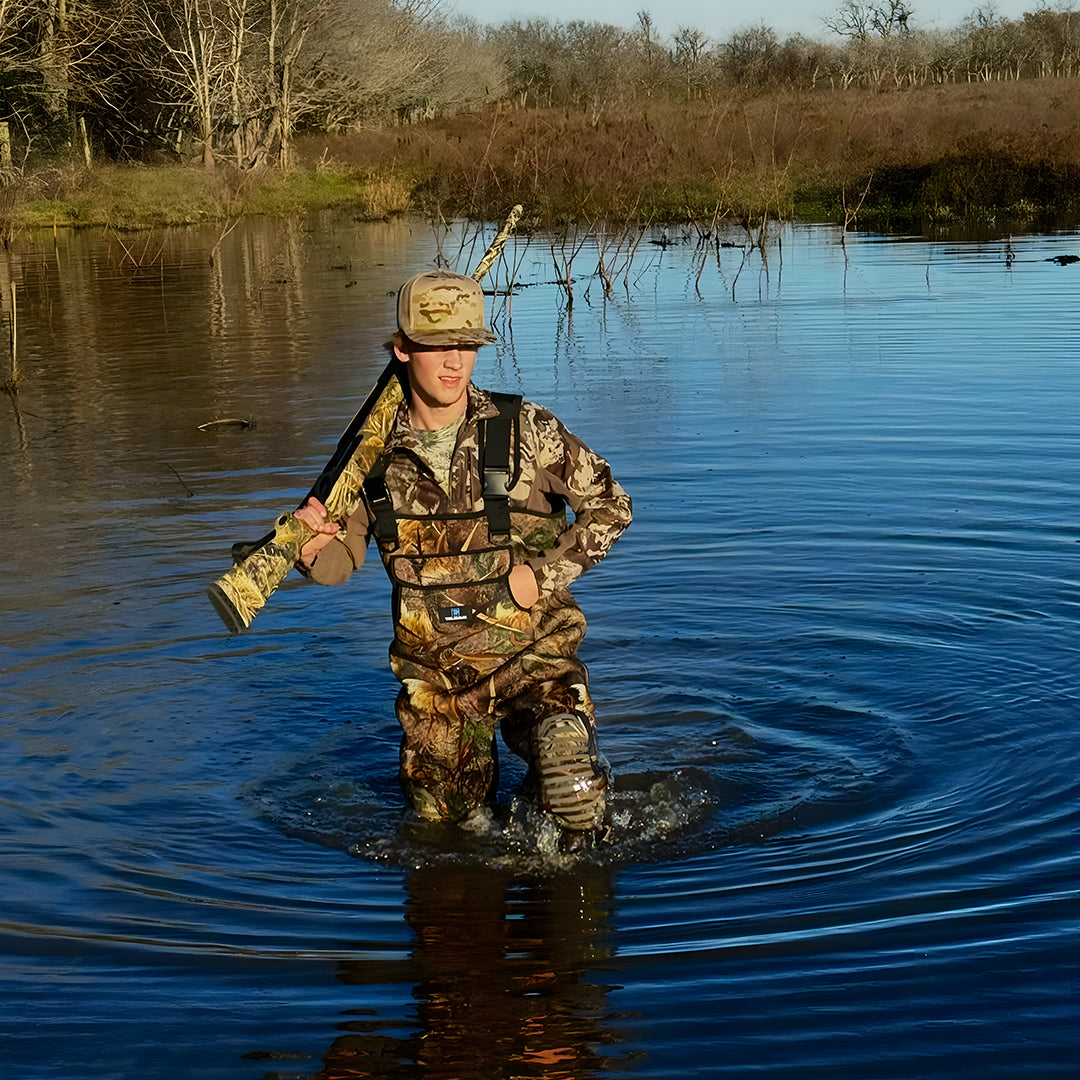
[392, 337, 410, 365]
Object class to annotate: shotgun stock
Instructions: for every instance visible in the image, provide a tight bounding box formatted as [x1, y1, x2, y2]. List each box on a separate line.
[207, 205, 523, 633]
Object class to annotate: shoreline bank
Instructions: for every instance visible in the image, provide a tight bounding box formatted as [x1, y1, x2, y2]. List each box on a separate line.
[4, 81, 1079, 238]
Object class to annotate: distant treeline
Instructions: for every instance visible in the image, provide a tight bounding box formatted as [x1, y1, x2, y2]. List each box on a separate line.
[2, 1, 1080, 173]
[493, 3, 1080, 110]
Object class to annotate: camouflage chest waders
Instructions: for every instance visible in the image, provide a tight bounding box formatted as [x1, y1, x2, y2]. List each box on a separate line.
[364, 394, 608, 829]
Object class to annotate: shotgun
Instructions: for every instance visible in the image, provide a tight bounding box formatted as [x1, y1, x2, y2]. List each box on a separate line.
[206, 205, 523, 633]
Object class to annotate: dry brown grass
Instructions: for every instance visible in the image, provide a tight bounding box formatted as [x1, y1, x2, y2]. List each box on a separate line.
[295, 77, 1080, 228]
[6, 78, 1079, 233]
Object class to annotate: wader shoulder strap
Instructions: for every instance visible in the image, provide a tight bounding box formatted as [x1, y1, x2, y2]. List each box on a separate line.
[362, 456, 399, 551]
[481, 392, 522, 541]
[363, 392, 523, 550]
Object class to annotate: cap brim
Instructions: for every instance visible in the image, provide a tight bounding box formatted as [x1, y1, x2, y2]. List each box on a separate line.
[405, 327, 497, 346]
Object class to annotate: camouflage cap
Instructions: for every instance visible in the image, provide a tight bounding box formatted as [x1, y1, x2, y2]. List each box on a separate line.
[397, 271, 497, 347]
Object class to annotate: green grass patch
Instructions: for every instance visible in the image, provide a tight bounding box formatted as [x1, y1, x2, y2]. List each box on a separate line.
[10, 165, 234, 229]
[240, 167, 363, 216]
[5, 162, 420, 231]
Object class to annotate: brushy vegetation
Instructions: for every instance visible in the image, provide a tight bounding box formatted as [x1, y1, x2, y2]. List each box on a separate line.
[4, 75, 1080, 236]
[300, 77, 1080, 232]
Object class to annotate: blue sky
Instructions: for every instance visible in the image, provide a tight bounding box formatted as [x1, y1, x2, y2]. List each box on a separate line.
[452, 1, 1046, 39]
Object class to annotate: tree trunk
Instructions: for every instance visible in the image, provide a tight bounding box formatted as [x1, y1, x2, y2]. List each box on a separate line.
[41, 0, 72, 130]
[0, 121, 12, 184]
[278, 57, 292, 169]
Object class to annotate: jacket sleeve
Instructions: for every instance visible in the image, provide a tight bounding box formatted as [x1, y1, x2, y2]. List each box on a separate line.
[299, 501, 372, 586]
[518, 403, 632, 595]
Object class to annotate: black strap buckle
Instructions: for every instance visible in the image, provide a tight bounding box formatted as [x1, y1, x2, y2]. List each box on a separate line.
[481, 394, 521, 541]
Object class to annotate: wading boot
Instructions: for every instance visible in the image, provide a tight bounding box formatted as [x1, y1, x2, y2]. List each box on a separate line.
[532, 712, 609, 833]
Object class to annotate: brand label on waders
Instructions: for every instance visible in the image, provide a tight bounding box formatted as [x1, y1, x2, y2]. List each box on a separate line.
[437, 605, 475, 625]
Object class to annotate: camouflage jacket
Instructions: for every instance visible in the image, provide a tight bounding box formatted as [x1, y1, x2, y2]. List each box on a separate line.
[307, 384, 632, 688]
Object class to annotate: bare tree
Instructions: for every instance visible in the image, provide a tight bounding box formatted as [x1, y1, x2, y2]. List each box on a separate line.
[872, 0, 913, 37]
[127, 0, 327, 169]
[487, 18, 560, 107]
[1020, 4, 1080, 78]
[824, 1, 913, 41]
[38, 0, 70, 125]
[0, 2, 41, 128]
[260, 0, 326, 168]
[223, 0, 253, 163]
[303, 0, 464, 127]
[722, 22, 779, 87]
[634, 9, 664, 97]
[824, 0, 874, 41]
[673, 25, 711, 100]
[0, 1, 142, 159]
[557, 20, 631, 117]
[430, 16, 507, 115]
[961, 4, 1000, 79]
[135, 0, 229, 167]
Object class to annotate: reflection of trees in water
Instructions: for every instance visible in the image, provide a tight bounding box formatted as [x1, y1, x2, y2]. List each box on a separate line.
[317, 864, 621, 1080]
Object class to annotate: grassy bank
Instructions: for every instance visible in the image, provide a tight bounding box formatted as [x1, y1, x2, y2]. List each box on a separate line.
[0, 158, 414, 233]
[4, 78, 1079, 235]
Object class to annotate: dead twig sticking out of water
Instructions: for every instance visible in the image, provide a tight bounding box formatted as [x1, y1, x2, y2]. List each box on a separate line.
[2, 280, 19, 396]
[729, 243, 751, 302]
[209, 218, 241, 267]
[593, 241, 613, 299]
[842, 172, 874, 245]
[551, 227, 590, 310]
[694, 200, 729, 296]
[426, 206, 453, 270]
[108, 225, 166, 271]
[6, 390, 27, 449]
[590, 220, 649, 300]
[582, 218, 610, 303]
[735, 102, 805, 270]
[485, 233, 528, 334]
[165, 463, 195, 497]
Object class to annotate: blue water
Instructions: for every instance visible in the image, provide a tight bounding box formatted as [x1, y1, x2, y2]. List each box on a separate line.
[1, 216, 1076, 1078]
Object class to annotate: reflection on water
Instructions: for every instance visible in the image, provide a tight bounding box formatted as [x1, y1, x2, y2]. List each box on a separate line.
[309, 866, 619, 1080]
[1, 215, 1077, 1079]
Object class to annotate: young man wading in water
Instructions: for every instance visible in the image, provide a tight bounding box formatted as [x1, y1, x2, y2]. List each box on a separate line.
[295, 271, 632, 837]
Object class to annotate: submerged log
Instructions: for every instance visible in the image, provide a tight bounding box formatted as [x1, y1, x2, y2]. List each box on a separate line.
[198, 417, 256, 431]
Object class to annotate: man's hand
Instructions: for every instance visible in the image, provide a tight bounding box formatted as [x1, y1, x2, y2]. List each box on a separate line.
[295, 497, 340, 565]
[508, 563, 539, 609]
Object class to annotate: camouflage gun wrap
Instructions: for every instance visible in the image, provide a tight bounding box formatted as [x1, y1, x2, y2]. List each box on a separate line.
[206, 205, 523, 633]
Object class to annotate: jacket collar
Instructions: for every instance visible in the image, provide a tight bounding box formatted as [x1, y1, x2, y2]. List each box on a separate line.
[390, 382, 500, 441]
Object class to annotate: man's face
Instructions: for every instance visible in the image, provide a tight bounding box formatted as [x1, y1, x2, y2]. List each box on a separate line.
[394, 338, 478, 419]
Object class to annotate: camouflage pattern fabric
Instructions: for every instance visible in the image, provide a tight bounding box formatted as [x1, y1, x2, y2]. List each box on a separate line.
[307, 385, 632, 822]
[208, 375, 405, 631]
